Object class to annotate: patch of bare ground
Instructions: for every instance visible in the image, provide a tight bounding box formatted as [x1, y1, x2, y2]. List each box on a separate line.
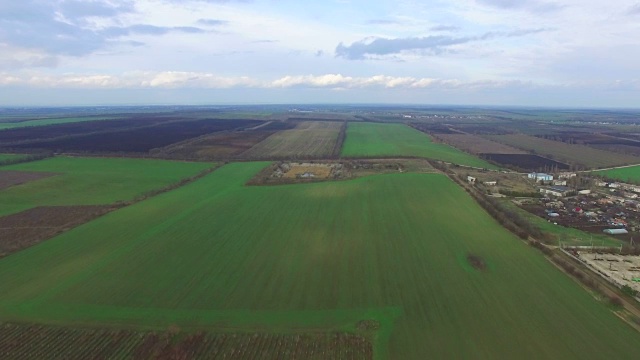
[467, 254, 487, 271]
[0, 170, 57, 190]
[247, 159, 434, 185]
[0, 205, 116, 258]
[0, 323, 373, 360]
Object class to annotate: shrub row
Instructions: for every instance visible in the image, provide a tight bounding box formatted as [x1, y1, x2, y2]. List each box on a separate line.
[0, 152, 53, 166]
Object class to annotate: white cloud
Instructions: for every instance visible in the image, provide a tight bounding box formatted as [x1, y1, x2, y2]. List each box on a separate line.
[0, 71, 540, 91]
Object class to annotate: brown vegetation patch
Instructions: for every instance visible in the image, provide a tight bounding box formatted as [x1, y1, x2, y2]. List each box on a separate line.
[10, 119, 262, 154]
[356, 320, 381, 331]
[0, 170, 57, 190]
[435, 134, 526, 155]
[467, 254, 487, 271]
[242, 121, 342, 159]
[0, 205, 115, 258]
[0, 323, 373, 360]
[157, 130, 278, 159]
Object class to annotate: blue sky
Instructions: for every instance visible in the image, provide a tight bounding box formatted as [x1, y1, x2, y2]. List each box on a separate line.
[0, 0, 639, 107]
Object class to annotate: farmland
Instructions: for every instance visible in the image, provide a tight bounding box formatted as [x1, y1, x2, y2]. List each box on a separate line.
[0, 116, 118, 130]
[0, 323, 371, 360]
[485, 134, 640, 169]
[342, 122, 498, 168]
[0, 170, 57, 190]
[242, 121, 342, 159]
[11, 119, 262, 153]
[432, 133, 526, 154]
[0, 205, 115, 259]
[157, 121, 296, 160]
[0, 162, 638, 358]
[593, 165, 640, 184]
[0, 116, 172, 145]
[0, 156, 213, 216]
[537, 132, 640, 156]
[481, 153, 570, 171]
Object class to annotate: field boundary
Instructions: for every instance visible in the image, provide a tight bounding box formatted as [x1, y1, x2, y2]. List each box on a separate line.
[331, 121, 348, 158]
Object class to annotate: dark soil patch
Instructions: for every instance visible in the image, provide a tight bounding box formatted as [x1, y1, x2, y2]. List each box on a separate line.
[0, 170, 57, 190]
[481, 153, 570, 171]
[0, 205, 116, 258]
[0, 116, 173, 145]
[11, 119, 263, 153]
[467, 254, 487, 271]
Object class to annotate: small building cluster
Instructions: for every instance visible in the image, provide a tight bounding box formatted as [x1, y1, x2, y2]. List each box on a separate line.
[516, 172, 640, 238]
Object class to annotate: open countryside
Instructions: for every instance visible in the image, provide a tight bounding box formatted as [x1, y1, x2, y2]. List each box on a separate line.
[0, 162, 638, 359]
[1, 106, 640, 359]
[0, 157, 213, 216]
[342, 122, 498, 169]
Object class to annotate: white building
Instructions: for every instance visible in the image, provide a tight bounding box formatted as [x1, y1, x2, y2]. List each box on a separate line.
[558, 172, 577, 179]
[540, 186, 571, 197]
[528, 173, 554, 182]
[553, 180, 567, 186]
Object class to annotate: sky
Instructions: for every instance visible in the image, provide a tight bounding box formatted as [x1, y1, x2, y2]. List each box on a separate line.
[0, 0, 639, 107]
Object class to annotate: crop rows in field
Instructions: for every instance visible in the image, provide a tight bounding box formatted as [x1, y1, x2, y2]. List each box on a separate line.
[1, 162, 638, 358]
[11, 119, 262, 153]
[484, 134, 640, 169]
[157, 121, 296, 160]
[0, 323, 371, 360]
[342, 122, 498, 168]
[242, 121, 342, 159]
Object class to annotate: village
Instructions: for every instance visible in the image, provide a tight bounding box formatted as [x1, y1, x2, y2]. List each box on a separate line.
[462, 169, 640, 243]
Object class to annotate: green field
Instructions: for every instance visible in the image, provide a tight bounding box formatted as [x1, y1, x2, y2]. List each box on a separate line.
[593, 165, 640, 184]
[342, 122, 497, 168]
[0, 117, 117, 130]
[0, 162, 637, 359]
[0, 157, 212, 216]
